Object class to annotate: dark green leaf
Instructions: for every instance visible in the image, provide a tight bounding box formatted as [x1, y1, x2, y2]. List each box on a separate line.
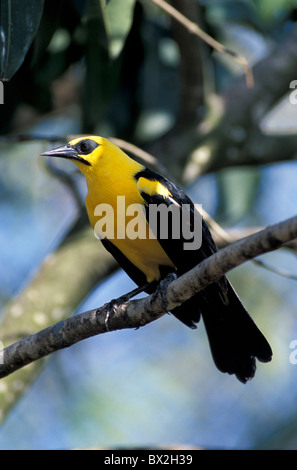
[82, 0, 122, 130]
[0, 0, 44, 80]
[101, 0, 136, 58]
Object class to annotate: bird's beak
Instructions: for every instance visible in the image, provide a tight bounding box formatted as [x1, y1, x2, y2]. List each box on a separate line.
[41, 144, 90, 165]
[41, 144, 78, 159]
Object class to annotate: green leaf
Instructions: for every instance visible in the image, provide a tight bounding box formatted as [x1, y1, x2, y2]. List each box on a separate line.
[254, 0, 296, 22]
[101, 0, 136, 58]
[82, 0, 123, 130]
[0, 0, 44, 81]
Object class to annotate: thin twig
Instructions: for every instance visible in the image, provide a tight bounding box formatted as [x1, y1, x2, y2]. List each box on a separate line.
[149, 0, 254, 87]
[252, 259, 297, 281]
[202, 209, 297, 281]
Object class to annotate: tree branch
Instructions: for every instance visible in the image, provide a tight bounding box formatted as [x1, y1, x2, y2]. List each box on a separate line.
[1, 214, 297, 379]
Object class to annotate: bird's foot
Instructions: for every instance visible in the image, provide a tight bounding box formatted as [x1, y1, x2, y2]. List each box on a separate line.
[152, 272, 177, 313]
[104, 283, 151, 331]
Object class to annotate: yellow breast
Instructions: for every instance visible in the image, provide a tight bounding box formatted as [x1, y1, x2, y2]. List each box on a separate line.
[85, 171, 174, 283]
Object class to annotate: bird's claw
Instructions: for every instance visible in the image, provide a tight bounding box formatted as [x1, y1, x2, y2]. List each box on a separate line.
[104, 298, 119, 331]
[152, 272, 177, 312]
[104, 283, 150, 331]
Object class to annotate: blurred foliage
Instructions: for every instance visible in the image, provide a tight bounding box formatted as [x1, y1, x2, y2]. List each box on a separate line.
[1, 0, 296, 140]
[0, 0, 146, 136]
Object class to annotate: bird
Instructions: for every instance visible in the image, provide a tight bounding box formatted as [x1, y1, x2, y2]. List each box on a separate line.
[41, 135, 272, 383]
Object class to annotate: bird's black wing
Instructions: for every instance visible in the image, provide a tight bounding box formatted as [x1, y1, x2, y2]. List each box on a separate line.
[135, 167, 223, 279]
[135, 167, 272, 383]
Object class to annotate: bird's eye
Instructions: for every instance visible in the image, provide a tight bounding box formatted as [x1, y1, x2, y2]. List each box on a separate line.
[75, 139, 100, 155]
[80, 141, 89, 153]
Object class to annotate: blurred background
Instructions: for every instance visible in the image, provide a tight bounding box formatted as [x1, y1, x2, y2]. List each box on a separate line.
[1, 0, 297, 450]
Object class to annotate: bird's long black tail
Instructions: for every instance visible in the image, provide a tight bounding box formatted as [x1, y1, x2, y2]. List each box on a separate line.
[172, 279, 272, 383]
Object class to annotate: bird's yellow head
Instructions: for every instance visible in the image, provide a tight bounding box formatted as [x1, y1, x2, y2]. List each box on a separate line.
[41, 135, 144, 210]
[41, 135, 142, 183]
[41, 136, 108, 175]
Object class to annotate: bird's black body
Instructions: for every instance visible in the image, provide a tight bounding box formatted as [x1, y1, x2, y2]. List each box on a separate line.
[102, 167, 272, 383]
